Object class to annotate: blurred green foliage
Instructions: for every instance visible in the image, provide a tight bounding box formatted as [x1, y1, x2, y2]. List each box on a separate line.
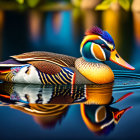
[26, 0, 40, 8]
[16, 0, 40, 7]
[95, 0, 132, 11]
[0, 0, 134, 11]
[0, 0, 72, 10]
[71, 0, 82, 7]
[16, 0, 24, 4]
[1, 0, 71, 8]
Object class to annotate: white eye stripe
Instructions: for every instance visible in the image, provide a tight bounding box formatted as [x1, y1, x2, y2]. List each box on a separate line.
[91, 43, 106, 61]
[99, 45, 106, 60]
[95, 106, 107, 123]
[91, 43, 98, 60]
[99, 36, 114, 50]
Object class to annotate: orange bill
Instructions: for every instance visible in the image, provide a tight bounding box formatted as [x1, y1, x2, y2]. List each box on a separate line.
[113, 106, 132, 123]
[110, 49, 135, 70]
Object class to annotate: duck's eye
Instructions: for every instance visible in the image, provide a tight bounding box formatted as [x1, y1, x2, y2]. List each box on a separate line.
[116, 54, 119, 58]
[101, 44, 105, 48]
[101, 44, 111, 51]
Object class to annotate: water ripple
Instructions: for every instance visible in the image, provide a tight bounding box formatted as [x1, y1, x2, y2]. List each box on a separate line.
[113, 70, 140, 91]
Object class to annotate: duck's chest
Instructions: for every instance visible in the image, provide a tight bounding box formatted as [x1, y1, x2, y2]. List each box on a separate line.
[75, 58, 114, 84]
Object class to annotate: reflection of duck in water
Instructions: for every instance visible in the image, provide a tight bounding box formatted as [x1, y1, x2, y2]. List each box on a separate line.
[0, 83, 114, 105]
[0, 83, 71, 129]
[0, 83, 91, 128]
[81, 104, 132, 135]
[81, 91, 133, 135]
[12, 104, 69, 129]
[0, 27, 134, 85]
[0, 83, 113, 129]
[0, 83, 87, 104]
[0, 83, 132, 132]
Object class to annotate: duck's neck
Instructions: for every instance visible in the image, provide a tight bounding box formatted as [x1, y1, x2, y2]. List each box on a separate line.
[84, 57, 103, 64]
[75, 57, 114, 84]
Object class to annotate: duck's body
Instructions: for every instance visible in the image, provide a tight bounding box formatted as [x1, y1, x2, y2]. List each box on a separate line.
[0, 51, 114, 84]
[0, 27, 135, 84]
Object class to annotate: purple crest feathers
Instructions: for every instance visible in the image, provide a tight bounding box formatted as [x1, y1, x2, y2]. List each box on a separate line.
[85, 26, 115, 45]
[85, 26, 103, 36]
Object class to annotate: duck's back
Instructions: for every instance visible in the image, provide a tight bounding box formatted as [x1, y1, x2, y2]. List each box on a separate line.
[11, 51, 76, 67]
[0, 51, 79, 84]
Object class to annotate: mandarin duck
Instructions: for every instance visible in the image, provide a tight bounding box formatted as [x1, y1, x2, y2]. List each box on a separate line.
[0, 26, 135, 84]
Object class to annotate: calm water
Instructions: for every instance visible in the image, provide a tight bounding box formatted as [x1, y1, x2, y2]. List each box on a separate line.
[0, 9, 140, 140]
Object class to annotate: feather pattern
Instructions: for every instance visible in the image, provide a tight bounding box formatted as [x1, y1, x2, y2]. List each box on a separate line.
[28, 61, 62, 74]
[75, 57, 114, 84]
[11, 51, 76, 67]
[85, 26, 115, 45]
[85, 26, 103, 36]
[37, 67, 75, 85]
[102, 31, 115, 46]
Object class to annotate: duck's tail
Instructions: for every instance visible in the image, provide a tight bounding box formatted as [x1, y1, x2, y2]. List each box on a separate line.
[0, 68, 13, 82]
[0, 59, 25, 82]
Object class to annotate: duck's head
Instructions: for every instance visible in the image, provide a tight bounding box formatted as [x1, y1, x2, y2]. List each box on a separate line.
[80, 26, 135, 70]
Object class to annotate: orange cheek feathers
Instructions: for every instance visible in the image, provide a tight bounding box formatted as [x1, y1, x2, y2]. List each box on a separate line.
[92, 44, 106, 61]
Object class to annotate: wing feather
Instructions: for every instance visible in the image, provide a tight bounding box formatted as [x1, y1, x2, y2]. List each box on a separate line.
[11, 51, 76, 67]
[28, 61, 62, 74]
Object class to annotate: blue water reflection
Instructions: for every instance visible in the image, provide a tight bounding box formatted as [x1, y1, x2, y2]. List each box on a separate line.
[44, 11, 78, 56]
[27, 11, 80, 58]
[0, 82, 140, 140]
